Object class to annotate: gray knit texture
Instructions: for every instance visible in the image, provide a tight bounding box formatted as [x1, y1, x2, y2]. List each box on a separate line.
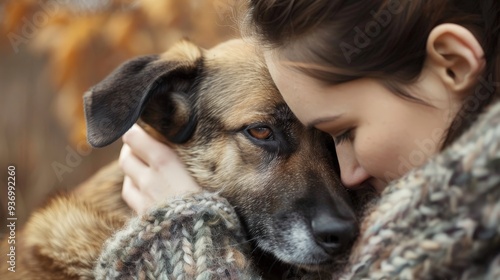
[94, 194, 261, 279]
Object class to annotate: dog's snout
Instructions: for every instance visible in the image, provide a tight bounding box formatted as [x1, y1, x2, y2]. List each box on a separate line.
[311, 212, 358, 255]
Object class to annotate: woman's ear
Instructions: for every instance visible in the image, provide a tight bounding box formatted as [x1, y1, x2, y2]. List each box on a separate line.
[426, 23, 485, 94]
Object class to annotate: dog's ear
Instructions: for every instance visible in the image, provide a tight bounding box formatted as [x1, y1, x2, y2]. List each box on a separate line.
[84, 41, 202, 147]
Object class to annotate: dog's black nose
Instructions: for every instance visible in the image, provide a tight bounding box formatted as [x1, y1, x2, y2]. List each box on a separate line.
[311, 214, 357, 255]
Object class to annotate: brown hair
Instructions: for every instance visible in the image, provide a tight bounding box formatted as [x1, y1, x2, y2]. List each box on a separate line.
[246, 0, 500, 149]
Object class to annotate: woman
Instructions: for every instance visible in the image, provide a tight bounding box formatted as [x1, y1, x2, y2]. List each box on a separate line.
[95, 0, 500, 279]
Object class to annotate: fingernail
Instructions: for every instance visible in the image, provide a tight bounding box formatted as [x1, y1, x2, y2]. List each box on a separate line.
[123, 125, 137, 141]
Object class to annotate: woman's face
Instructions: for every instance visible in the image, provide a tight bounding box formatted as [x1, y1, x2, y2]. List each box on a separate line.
[265, 52, 461, 192]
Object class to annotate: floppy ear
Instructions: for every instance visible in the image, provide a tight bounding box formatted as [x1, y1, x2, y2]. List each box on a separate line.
[84, 42, 202, 147]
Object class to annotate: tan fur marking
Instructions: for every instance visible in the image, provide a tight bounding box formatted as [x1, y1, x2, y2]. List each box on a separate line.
[159, 40, 202, 63]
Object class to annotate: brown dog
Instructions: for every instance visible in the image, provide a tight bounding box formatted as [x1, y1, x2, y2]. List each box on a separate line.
[1, 39, 366, 279]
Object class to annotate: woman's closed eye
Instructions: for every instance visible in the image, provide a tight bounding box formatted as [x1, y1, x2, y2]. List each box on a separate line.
[333, 128, 354, 145]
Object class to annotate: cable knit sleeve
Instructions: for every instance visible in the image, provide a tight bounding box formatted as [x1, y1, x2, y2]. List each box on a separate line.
[94, 193, 262, 280]
[338, 101, 500, 280]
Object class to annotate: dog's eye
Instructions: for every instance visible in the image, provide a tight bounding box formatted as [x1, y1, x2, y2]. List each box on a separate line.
[247, 126, 273, 140]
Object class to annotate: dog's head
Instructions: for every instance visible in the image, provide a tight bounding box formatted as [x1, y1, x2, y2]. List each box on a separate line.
[84, 39, 360, 269]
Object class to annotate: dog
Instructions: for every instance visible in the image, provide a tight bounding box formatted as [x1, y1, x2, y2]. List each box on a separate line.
[1, 39, 368, 279]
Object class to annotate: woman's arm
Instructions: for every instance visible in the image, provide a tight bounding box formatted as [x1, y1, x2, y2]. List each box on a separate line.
[96, 125, 262, 279]
[94, 193, 262, 279]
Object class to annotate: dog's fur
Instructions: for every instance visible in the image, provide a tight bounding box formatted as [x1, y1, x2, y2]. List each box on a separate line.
[1, 39, 366, 279]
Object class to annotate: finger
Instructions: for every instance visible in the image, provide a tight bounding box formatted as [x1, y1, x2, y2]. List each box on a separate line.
[122, 176, 145, 214]
[157, 160, 201, 193]
[119, 144, 149, 187]
[122, 124, 177, 166]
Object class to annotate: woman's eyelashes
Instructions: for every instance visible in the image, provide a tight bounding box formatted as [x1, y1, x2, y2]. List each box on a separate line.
[333, 128, 354, 145]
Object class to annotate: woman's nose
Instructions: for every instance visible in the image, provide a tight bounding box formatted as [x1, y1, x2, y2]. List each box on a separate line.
[336, 144, 370, 188]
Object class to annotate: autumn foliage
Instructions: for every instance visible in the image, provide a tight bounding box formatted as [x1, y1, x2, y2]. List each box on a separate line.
[1, 0, 239, 144]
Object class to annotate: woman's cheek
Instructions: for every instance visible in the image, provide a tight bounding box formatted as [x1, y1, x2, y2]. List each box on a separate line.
[355, 133, 404, 183]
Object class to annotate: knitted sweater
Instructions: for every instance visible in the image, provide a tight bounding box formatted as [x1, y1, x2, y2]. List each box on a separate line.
[95, 100, 500, 280]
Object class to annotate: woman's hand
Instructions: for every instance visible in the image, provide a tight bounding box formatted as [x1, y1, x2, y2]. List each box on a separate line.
[119, 124, 202, 214]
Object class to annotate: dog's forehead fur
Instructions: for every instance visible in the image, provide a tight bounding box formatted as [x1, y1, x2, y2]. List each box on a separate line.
[198, 40, 283, 129]
[162, 40, 340, 199]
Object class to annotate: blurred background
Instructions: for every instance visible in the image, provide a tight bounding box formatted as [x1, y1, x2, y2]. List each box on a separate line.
[0, 0, 241, 235]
